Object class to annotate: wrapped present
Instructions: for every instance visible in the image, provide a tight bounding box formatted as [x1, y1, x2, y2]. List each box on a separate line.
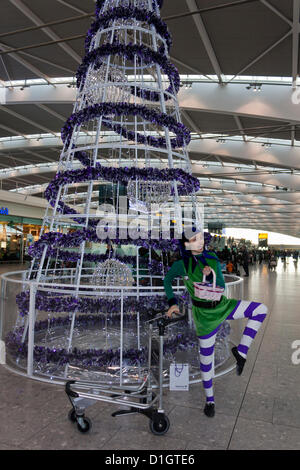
[194, 269, 224, 301]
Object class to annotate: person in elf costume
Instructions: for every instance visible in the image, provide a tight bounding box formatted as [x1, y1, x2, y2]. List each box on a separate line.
[163, 230, 268, 418]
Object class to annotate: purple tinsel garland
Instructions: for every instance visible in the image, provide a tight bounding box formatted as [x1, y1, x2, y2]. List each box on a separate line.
[36, 149, 200, 253]
[47, 152, 199, 199]
[5, 314, 230, 370]
[5, 315, 149, 368]
[42, 150, 200, 230]
[28, 229, 181, 260]
[28, 231, 212, 263]
[77, 42, 179, 102]
[85, 6, 172, 54]
[15, 289, 170, 318]
[61, 101, 189, 149]
[26, 247, 161, 270]
[24, 246, 164, 274]
[5, 313, 192, 368]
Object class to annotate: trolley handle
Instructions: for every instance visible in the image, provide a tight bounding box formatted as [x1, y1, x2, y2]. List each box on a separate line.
[65, 380, 79, 398]
[163, 311, 187, 326]
[148, 311, 187, 326]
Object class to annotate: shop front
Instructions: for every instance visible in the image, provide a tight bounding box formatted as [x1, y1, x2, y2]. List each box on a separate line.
[0, 214, 44, 263]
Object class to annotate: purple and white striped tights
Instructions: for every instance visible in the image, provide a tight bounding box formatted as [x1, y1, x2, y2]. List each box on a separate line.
[198, 300, 268, 404]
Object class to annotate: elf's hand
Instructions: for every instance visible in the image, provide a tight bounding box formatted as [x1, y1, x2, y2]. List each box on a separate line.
[166, 304, 180, 318]
[203, 266, 212, 276]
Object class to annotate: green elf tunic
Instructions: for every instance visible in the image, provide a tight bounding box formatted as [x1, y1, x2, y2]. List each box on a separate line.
[163, 251, 239, 336]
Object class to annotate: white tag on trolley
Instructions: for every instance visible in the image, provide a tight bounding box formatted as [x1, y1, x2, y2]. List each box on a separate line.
[0, 340, 5, 365]
[169, 363, 189, 391]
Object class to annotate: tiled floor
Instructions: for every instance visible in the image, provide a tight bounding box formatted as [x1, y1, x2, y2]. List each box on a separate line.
[1, 260, 300, 450]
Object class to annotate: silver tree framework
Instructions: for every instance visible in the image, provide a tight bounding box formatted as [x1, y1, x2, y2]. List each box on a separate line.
[5, 0, 235, 383]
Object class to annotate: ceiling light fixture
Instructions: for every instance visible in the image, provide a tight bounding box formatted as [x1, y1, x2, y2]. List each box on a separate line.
[181, 81, 192, 89]
[246, 83, 262, 92]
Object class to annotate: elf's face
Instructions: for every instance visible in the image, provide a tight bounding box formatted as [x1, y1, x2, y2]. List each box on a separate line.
[185, 232, 204, 253]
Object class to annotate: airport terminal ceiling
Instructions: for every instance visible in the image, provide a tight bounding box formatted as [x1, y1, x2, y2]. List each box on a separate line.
[0, 0, 300, 236]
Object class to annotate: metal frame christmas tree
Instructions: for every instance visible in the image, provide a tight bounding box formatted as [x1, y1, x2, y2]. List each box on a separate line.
[8, 0, 216, 381]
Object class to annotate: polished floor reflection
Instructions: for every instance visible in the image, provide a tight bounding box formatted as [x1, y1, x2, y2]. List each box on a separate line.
[1, 259, 300, 450]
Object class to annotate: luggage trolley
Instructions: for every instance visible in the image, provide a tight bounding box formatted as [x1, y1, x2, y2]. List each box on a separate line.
[65, 312, 186, 436]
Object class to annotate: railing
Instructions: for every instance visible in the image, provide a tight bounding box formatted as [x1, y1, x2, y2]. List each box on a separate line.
[0, 269, 244, 386]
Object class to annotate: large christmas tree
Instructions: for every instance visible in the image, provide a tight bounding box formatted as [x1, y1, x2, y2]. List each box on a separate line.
[6, 0, 232, 382]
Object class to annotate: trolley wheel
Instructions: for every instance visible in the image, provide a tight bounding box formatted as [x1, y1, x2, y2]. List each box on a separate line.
[68, 408, 77, 423]
[76, 416, 92, 433]
[149, 414, 170, 436]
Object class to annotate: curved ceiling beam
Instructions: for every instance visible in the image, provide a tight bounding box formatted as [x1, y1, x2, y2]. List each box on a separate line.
[3, 81, 300, 126]
[189, 138, 300, 172]
[192, 163, 300, 191]
[178, 82, 300, 124]
[1, 132, 300, 174]
[7, 166, 298, 211]
[0, 161, 77, 180]
[2, 157, 300, 193]
[12, 182, 297, 211]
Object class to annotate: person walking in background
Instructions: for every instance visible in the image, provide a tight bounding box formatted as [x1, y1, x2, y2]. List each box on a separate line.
[241, 246, 249, 277]
[268, 252, 277, 271]
[226, 260, 234, 273]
